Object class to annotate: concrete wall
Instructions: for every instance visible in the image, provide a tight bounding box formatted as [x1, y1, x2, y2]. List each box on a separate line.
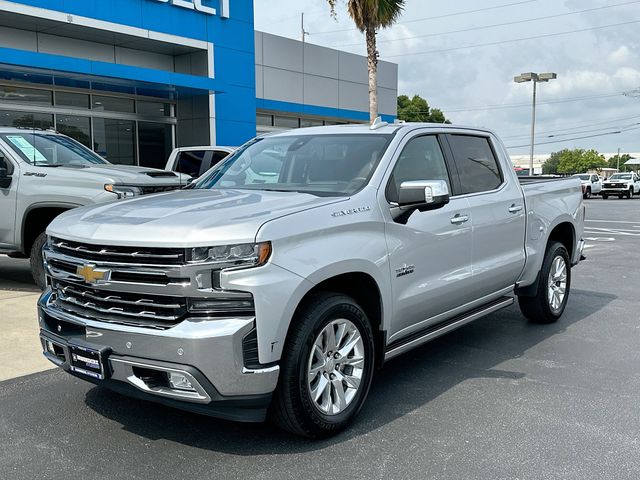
[255, 32, 398, 118]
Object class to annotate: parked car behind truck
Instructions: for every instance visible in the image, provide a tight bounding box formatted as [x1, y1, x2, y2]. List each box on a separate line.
[601, 172, 640, 199]
[573, 173, 602, 199]
[38, 122, 585, 438]
[0, 128, 188, 289]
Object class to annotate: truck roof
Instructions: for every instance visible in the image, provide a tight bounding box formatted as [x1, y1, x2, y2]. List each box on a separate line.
[270, 122, 499, 138]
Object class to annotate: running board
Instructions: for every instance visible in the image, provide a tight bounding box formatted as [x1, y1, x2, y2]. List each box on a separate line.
[384, 296, 514, 361]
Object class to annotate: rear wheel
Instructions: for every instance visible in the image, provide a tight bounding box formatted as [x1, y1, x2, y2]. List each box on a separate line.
[518, 241, 571, 324]
[29, 232, 47, 290]
[270, 293, 375, 438]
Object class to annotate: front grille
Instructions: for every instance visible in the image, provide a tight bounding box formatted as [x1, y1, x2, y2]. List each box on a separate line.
[50, 238, 185, 266]
[51, 280, 187, 329]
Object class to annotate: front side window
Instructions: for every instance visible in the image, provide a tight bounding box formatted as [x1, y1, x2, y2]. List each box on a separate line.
[386, 135, 451, 203]
[448, 135, 502, 194]
[195, 134, 393, 196]
[175, 150, 207, 177]
[0, 133, 107, 166]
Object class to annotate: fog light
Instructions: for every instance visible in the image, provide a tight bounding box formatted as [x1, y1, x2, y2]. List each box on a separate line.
[167, 371, 195, 391]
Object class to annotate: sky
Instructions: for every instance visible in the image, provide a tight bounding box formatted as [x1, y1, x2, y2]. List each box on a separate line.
[254, 0, 640, 156]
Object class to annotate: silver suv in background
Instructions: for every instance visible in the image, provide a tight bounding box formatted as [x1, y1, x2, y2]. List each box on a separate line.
[0, 128, 188, 289]
[39, 122, 584, 437]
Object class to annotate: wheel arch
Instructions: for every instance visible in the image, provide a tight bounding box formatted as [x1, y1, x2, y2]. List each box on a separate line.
[20, 202, 80, 255]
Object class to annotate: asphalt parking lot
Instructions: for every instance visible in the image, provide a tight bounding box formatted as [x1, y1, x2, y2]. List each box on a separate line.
[1, 197, 640, 479]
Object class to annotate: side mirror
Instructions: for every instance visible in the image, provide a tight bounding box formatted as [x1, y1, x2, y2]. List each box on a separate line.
[392, 180, 450, 224]
[0, 156, 11, 189]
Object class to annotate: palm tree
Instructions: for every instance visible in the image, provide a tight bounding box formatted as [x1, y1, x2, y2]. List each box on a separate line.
[326, 0, 405, 123]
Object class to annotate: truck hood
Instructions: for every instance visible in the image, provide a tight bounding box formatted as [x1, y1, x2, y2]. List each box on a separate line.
[44, 164, 189, 185]
[48, 189, 345, 246]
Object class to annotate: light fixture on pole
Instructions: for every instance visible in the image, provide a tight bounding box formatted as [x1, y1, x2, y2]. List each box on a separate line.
[514, 72, 557, 175]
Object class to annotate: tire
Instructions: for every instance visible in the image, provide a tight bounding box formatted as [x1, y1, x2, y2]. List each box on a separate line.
[627, 188, 634, 199]
[29, 232, 48, 290]
[518, 241, 571, 324]
[618, 194, 623, 199]
[602, 194, 608, 200]
[270, 293, 375, 438]
[583, 187, 591, 199]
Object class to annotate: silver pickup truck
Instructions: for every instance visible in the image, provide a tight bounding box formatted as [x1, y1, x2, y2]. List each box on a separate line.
[0, 128, 187, 289]
[38, 122, 585, 438]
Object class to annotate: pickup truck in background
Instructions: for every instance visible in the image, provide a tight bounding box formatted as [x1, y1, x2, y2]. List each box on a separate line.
[165, 145, 235, 178]
[601, 172, 640, 199]
[0, 128, 189, 289]
[38, 122, 585, 438]
[573, 173, 602, 199]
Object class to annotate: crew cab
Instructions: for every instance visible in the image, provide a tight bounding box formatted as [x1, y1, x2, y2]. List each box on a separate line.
[38, 122, 585, 438]
[573, 173, 602, 199]
[165, 145, 235, 178]
[0, 128, 188, 289]
[601, 172, 640, 199]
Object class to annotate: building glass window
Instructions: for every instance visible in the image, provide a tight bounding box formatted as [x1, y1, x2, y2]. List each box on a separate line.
[56, 115, 91, 148]
[257, 114, 273, 126]
[138, 122, 173, 169]
[300, 118, 323, 128]
[93, 118, 136, 165]
[0, 86, 52, 106]
[92, 95, 135, 113]
[137, 101, 172, 117]
[273, 116, 299, 128]
[55, 91, 90, 109]
[0, 110, 53, 129]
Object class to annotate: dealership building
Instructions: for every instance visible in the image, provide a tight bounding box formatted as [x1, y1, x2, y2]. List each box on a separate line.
[0, 0, 398, 169]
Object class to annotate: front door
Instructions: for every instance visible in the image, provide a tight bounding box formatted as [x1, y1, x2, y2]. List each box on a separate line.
[382, 133, 475, 343]
[0, 148, 18, 248]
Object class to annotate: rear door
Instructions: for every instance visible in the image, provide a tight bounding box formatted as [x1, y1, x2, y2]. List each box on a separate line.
[443, 133, 526, 299]
[382, 132, 475, 341]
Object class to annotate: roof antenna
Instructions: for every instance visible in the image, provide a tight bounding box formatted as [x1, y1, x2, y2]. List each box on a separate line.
[370, 116, 388, 130]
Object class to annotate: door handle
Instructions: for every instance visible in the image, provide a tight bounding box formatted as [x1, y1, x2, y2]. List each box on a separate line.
[508, 204, 523, 213]
[450, 214, 469, 225]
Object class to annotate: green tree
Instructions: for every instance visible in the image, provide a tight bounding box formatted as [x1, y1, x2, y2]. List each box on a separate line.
[327, 0, 405, 123]
[397, 94, 451, 123]
[551, 148, 607, 174]
[542, 151, 562, 174]
[607, 153, 631, 170]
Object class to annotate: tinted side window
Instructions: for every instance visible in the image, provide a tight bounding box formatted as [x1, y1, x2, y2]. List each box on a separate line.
[175, 150, 206, 177]
[386, 135, 450, 203]
[448, 135, 502, 194]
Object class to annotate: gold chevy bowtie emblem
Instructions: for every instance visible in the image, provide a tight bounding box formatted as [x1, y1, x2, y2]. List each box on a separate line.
[76, 265, 110, 284]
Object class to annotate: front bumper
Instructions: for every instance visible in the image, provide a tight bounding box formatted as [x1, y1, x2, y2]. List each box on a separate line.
[601, 186, 631, 194]
[38, 290, 279, 422]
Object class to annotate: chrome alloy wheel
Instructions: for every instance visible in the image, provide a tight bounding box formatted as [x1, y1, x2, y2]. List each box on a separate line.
[307, 319, 365, 416]
[547, 256, 567, 313]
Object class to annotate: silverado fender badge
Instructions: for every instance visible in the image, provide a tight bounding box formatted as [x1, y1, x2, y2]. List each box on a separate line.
[331, 206, 371, 217]
[395, 264, 415, 277]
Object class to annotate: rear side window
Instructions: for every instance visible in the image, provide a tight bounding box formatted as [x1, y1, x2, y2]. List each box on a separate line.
[448, 135, 502, 194]
[386, 135, 451, 203]
[175, 150, 207, 177]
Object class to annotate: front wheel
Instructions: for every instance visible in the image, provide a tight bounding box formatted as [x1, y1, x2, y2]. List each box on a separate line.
[270, 293, 375, 438]
[583, 187, 591, 199]
[29, 232, 47, 290]
[602, 194, 608, 199]
[627, 188, 634, 199]
[518, 241, 571, 324]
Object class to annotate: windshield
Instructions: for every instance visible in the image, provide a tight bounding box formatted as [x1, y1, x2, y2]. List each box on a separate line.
[610, 174, 632, 180]
[0, 133, 108, 167]
[574, 175, 590, 181]
[194, 134, 393, 196]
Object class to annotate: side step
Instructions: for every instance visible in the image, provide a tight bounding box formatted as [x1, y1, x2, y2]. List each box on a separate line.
[384, 296, 514, 361]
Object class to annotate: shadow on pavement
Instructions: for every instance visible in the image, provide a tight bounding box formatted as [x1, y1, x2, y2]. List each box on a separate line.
[0, 255, 39, 293]
[84, 287, 615, 454]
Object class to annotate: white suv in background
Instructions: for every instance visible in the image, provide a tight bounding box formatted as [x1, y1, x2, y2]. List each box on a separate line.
[165, 146, 235, 179]
[573, 173, 602, 199]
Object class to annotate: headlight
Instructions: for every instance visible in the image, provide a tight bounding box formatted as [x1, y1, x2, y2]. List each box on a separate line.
[104, 184, 142, 199]
[186, 242, 272, 268]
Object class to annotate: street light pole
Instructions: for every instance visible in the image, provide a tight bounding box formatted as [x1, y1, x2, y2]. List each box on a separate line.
[514, 72, 557, 175]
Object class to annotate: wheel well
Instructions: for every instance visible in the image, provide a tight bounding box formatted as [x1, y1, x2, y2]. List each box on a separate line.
[22, 207, 68, 255]
[293, 272, 385, 368]
[548, 222, 575, 259]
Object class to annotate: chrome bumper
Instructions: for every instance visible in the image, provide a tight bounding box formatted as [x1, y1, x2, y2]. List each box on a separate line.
[38, 290, 279, 412]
